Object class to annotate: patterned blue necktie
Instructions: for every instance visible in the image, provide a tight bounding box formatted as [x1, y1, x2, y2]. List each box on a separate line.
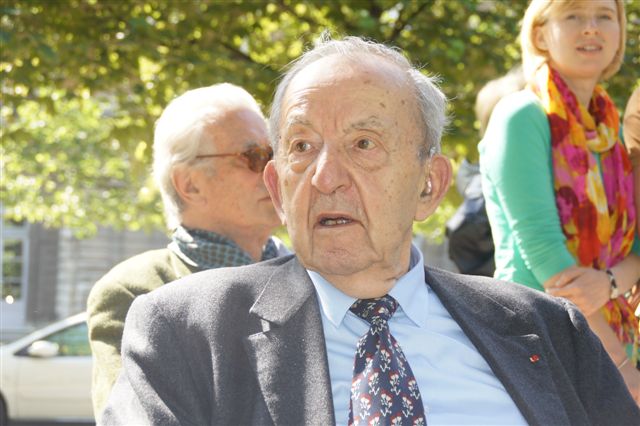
[348, 295, 426, 426]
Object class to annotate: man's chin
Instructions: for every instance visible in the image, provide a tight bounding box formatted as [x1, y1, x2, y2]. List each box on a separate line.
[302, 249, 372, 277]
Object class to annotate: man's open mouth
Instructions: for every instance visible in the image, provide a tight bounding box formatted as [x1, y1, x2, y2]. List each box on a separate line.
[319, 216, 354, 226]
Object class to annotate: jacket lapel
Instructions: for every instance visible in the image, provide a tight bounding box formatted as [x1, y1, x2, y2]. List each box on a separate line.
[168, 249, 197, 278]
[425, 268, 570, 426]
[243, 258, 335, 426]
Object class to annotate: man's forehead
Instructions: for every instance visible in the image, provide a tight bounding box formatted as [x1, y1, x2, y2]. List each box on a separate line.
[276, 54, 421, 140]
[212, 105, 263, 122]
[285, 54, 407, 99]
[206, 106, 268, 144]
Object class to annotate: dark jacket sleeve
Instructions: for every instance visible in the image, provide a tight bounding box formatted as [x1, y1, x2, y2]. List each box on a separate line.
[88, 249, 195, 420]
[559, 298, 639, 425]
[100, 293, 211, 426]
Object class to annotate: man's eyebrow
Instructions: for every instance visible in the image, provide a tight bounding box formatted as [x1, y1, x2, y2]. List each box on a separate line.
[284, 116, 312, 129]
[347, 116, 385, 131]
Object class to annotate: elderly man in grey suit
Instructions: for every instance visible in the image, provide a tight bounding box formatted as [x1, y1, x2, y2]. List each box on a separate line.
[103, 36, 639, 425]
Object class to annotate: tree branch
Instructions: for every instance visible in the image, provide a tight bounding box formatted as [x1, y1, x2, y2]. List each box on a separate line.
[368, 0, 383, 21]
[218, 41, 280, 77]
[388, 1, 431, 43]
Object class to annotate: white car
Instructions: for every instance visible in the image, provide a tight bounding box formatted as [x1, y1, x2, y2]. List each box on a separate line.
[0, 312, 94, 423]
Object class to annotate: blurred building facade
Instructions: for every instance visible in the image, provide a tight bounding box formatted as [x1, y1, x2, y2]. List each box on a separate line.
[1, 221, 168, 342]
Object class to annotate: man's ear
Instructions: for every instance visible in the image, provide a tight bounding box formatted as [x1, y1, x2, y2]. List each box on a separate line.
[171, 166, 206, 207]
[263, 160, 287, 225]
[414, 154, 452, 221]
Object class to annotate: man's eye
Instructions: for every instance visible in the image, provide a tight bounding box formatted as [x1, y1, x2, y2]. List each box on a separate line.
[356, 138, 375, 150]
[293, 141, 311, 152]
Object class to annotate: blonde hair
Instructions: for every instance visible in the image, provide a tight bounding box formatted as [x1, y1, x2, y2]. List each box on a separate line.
[520, 0, 626, 82]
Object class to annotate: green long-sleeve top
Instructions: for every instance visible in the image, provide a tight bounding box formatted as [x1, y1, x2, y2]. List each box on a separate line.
[479, 90, 639, 291]
[479, 90, 570, 290]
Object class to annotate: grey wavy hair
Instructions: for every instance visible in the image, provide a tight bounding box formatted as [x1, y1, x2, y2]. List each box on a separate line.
[153, 83, 263, 230]
[268, 35, 448, 161]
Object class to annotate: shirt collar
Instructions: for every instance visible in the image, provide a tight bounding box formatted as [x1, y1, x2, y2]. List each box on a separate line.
[389, 245, 428, 328]
[308, 243, 429, 328]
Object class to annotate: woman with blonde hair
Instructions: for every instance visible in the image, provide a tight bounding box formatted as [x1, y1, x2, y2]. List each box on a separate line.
[479, 0, 639, 402]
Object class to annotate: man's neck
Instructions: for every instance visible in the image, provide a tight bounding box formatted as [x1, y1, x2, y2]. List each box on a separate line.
[311, 248, 416, 299]
[181, 221, 271, 262]
[327, 273, 399, 299]
[230, 231, 271, 262]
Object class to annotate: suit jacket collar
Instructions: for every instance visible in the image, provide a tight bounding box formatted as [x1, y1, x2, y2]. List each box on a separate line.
[425, 267, 571, 426]
[244, 257, 336, 425]
[242, 257, 572, 426]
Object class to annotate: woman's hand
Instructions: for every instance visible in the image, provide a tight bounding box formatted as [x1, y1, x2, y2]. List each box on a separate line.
[544, 266, 609, 316]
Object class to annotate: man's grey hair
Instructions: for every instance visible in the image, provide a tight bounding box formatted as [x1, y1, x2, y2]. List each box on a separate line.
[153, 83, 263, 230]
[268, 35, 448, 161]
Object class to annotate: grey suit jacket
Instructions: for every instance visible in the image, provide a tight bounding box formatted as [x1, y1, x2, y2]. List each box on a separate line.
[102, 255, 639, 425]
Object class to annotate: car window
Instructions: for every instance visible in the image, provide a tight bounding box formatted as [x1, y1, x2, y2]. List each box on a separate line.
[43, 322, 91, 356]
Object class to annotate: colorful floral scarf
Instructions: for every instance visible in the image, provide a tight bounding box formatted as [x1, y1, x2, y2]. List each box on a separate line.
[531, 64, 638, 361]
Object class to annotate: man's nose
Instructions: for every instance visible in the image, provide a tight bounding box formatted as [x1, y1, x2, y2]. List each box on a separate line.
[311, 145, 351, 194]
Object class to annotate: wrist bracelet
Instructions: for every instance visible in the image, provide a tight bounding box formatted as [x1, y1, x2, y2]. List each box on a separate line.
[616, 357, 629, 370]
[605, 269, 619, 299]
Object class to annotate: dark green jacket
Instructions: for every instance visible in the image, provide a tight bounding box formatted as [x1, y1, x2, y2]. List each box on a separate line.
[87, 248, 197, 418]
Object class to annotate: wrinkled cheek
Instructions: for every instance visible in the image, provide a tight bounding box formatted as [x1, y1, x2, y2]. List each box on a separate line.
[279, 174, 310, 238]
[377, 203, 415, 240]
[279, 176, 295, 216]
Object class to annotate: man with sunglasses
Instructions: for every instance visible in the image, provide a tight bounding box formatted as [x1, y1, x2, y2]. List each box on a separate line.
[87, 83, 286, 420]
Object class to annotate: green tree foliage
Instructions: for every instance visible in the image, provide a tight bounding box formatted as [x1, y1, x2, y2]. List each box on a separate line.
[2, 0, 639, 239]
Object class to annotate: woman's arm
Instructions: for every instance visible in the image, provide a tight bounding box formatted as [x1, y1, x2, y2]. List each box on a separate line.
[545, 254, 640, 316]
[480, 91, 575, 284]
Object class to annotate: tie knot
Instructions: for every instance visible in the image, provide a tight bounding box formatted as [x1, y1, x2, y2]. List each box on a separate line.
[349, 295, 398, 325]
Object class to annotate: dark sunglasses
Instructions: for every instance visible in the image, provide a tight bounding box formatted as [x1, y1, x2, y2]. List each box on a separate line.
[195, 145, 273, 173]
